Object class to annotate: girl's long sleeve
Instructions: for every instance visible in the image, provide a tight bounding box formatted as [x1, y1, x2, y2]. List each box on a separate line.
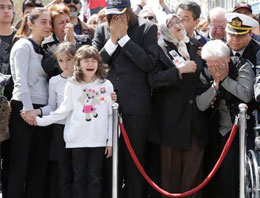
[36, 82, 73, 126]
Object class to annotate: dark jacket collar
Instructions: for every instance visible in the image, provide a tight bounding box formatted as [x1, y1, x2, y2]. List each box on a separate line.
[27, 38, 42, 54]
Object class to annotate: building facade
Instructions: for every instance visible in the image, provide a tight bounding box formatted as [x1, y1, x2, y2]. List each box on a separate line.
[165, 0, 259, 19]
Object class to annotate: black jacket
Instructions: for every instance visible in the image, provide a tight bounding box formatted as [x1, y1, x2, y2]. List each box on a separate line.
[148, 38, 209, 149]
[92, 17, 158, 115]
[41, 34, 92, 78]
[232, 38, 260, 73]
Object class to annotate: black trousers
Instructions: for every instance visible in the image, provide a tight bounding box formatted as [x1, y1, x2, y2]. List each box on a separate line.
[1, 139, 10, 198]
[72, 147, 105, 198]
[7, 100, 49, 198]
[145, 142, 161, 198]
[101, 157, 112, 198]
[118, 115, 150, 198]
[53, 124, 73, 198]
[203, 131, 239, 198]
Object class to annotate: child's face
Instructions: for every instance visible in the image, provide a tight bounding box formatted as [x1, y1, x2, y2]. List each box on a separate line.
[56, 51, 74, 74]
[79, 57, 98, 79]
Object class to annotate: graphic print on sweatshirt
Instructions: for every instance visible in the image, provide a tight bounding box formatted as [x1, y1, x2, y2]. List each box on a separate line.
[77, 87, 107, 121]
[0, 39, 12, 74]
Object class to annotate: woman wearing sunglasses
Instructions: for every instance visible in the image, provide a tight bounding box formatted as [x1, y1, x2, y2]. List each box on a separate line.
[138, 9, 157, 24]
[148, 14, 208, 198]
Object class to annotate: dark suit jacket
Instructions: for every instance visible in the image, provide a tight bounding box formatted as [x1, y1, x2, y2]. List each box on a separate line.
[240, 39, 260, 120]
[230, 39, 259, 103]
[252, 34, 260, 43]
[251, 39, 260, 102]
[92, 17, 158, 115]
[148, 38, 209, 149]
[231, 38, 260, 73]
[194, 30, 209, 46]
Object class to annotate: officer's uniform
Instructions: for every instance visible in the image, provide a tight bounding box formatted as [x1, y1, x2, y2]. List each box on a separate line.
[202, 13, 258, 198]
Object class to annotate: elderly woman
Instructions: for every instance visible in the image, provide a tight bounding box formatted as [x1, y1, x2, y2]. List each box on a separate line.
[197, 39, 254, 198]
[148, 14, 208, 198]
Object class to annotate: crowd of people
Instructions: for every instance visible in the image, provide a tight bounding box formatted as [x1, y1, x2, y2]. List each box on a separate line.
[0, 0, 260, 198]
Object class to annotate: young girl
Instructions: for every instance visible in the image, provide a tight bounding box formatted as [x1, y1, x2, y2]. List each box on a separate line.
[28, 42, 77, 198]
[36, 45, 113, 198]
[8, 7, 52, 198]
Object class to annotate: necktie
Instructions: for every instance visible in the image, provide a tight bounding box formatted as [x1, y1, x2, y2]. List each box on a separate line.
[235, 52, 241, 58]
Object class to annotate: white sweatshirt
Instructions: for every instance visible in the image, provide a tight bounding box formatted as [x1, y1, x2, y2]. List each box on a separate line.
[36, 78, 114, 148]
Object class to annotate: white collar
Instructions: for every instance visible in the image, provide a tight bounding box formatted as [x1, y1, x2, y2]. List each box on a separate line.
[232, 48, 245, 56]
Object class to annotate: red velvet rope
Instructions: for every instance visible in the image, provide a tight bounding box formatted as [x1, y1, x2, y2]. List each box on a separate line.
[119, 121, 238, 197]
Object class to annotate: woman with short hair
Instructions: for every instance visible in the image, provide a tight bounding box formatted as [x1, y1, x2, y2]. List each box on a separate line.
[42, 3, 92, 77]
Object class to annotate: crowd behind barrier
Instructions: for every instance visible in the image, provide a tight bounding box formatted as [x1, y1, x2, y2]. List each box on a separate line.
[1, 0, 260, 198]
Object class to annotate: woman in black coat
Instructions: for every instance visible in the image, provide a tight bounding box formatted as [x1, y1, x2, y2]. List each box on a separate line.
[148, 14, 209, 198]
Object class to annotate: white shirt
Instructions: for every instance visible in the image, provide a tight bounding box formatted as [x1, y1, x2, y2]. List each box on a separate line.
[232, 49, 245, 57]
[36, 78, 114, 148]
[41, 74, 67, 124]
[104, 35, 130, 56]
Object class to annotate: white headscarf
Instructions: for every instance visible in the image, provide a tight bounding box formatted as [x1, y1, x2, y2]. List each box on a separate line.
[160, 14, 190, 60]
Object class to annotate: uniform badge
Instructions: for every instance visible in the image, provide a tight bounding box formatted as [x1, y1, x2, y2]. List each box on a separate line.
[169, 50, 185, 68]
[232, 17, 242, 28]
[169, 50, 178, 58]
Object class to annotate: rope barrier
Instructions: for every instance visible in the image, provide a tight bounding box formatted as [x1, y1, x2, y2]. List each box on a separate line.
[119, 120, 238, 197]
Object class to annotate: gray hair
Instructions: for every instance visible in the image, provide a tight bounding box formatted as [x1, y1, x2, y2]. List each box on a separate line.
[208, 7, 226, 23]
[201, 39, 230, 60]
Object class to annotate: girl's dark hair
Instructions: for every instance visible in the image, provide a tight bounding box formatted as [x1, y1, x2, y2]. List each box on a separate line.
[55, 42, 77, 58]
[107, 7, 136, 26]
[55, 42, 77, 71]
[74, 45, 107, 83]
[14, 7, 48, 41]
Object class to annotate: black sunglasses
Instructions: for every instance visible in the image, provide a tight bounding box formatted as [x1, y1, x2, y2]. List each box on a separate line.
[64, 0, 80, 4]
[144, 16, 154, 20]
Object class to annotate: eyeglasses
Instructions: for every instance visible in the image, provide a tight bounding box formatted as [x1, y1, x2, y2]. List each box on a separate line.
[63, 0, 80, 4]
[24, 0, 43, 4]
[144, 16, 154, 20]
[210, 25, 226, 31]
[167, 20, 182, 28]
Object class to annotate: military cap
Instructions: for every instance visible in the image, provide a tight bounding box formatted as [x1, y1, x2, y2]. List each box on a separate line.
[225, 12, 259, 35]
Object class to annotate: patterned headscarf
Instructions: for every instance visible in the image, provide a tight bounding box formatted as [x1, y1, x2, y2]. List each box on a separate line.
[160, 14, 190, 60]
